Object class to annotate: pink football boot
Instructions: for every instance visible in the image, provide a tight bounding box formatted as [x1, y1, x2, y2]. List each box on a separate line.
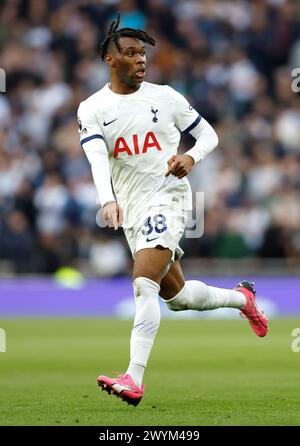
[97, 373, 144, 406]
[235, 281, 268, 337]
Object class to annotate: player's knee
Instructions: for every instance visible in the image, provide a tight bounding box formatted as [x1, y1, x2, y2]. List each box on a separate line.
[133, 276, 160, 300]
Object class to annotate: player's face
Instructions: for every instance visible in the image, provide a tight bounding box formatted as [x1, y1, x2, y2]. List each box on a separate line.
[109, 37, 146, 88]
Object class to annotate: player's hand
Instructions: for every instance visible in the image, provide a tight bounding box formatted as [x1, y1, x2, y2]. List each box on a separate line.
[165, 154, 195, 179]
[103, 201, 123, 231]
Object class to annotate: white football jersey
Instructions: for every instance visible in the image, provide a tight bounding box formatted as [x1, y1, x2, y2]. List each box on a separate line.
[77, 81, 202, 227]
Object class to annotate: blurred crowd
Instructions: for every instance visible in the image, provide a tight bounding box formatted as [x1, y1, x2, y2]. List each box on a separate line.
[0, 0, 300, 275]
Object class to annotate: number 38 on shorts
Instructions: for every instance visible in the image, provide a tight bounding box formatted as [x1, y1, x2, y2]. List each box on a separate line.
[141, 214, 167, 236]
[125, 207, 187, 261]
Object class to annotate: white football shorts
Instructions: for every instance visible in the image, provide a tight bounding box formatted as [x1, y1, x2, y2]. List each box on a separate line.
[124, 205, 188, 262]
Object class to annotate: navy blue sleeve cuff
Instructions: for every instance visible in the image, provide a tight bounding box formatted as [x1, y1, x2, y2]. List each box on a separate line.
[182, 115, 202, 135]
[80, 134, 104, 146]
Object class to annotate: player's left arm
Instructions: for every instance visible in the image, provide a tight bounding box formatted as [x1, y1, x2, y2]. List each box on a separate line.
[165, 86, 218, 179]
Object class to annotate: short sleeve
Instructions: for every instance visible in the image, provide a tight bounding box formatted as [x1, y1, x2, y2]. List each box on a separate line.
[165, 86, 202, 134]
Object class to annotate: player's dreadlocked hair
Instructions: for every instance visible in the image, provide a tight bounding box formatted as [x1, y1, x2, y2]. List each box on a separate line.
[100, 13, 156, 61]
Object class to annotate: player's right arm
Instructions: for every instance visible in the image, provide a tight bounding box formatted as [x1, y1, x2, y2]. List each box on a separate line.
[77, 101, 121, 230]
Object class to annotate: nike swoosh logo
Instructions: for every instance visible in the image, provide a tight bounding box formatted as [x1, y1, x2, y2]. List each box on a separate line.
[146, 236, 160, 242]
[103, 118, 118, 126]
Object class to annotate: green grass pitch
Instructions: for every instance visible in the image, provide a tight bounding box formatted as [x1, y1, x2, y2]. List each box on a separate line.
[0, 318, 299, 426]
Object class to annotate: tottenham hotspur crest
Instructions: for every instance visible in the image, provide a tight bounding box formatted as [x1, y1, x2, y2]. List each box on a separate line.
[151, 106, 158, 123]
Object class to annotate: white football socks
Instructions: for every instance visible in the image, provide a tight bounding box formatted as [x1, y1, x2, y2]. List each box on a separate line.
[126, 278, 246, 387]
[163, 280, 246, 312]
[126, 277, 161, 388]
